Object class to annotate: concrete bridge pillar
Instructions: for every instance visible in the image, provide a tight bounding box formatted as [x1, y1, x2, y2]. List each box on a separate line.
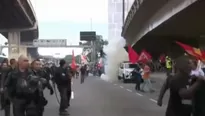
[8, 31, 27, 60]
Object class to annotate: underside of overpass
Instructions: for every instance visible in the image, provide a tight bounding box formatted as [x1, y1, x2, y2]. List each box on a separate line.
[0, 0, 35, 29]
[0, 0, 39, 58]
[128, 0, 205, 59]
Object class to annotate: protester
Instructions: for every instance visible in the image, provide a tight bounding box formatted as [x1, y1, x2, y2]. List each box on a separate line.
[157, 73, 173, 107]
[131, 68, 142, 91]
[80, 64, 87, 84]
[189, 59, 205, 116]
[141, 63, 153, 92]
[190, 59, 205, 79]
[165, 56, 202, 116]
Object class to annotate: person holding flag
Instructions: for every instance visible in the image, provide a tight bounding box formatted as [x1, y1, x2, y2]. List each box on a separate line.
[140, 62, 154, 92]
[70, 50, 77, 78]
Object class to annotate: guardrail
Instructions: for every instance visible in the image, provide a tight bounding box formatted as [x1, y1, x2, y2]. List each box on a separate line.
[1, 45, 92, 48]
[122, 0, 145, 35]
[19, 0, 36, 24]
[27, 0, 37, 21]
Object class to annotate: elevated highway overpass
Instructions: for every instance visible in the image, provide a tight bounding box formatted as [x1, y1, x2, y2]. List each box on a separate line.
[122, 0, 205, 59]
[0, 0, 39, 59]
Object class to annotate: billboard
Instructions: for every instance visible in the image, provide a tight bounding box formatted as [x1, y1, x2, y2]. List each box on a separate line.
[33, 39, 67, 47]
[80, 31, 96, 41]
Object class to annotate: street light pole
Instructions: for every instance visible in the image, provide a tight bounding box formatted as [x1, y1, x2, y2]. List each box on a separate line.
[122, 0, 125, 25]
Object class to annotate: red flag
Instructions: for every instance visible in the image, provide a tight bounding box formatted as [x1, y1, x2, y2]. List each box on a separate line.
[159, 54, 165, 63]
[71, 50, 76, 70]
[128, 45, 139, 63]
[138, 50, 152, 63]
[176, 41, 202, 59]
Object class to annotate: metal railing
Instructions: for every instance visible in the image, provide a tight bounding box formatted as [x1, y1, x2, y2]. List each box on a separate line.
[122, 0, 145, 34]
[1, 45, 92, 48]
[19, 0, 36, 23]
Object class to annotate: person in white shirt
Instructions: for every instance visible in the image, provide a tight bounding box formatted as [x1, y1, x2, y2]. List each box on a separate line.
[190, 59, 205, 80]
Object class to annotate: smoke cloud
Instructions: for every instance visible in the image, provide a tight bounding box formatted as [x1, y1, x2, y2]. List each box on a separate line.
[101, 38, 128, 82]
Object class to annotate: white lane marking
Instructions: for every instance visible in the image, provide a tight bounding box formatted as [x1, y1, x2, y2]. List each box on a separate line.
[136, 92, 143, 96]
[114, 84, 117, 86]
[71, 91, 74, 99]
[149, 98, 157, 103]
[71, 81, 73, 85]
[120, 86, 124, 88]
[126, 89, 132, 92]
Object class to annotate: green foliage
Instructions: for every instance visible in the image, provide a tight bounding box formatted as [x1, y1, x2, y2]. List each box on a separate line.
[64, 54, 81, 64]
[64, 55, 72, 63]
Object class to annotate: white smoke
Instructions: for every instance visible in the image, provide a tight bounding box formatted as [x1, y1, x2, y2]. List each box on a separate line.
[101, 38, 128, 82]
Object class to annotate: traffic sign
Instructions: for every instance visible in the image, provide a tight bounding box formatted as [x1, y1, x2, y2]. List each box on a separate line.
[80, 31, 96, 41]
[33, 39, 67, 47]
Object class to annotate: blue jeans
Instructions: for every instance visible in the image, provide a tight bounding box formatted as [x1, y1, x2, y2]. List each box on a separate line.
[141, 79, 152, 92]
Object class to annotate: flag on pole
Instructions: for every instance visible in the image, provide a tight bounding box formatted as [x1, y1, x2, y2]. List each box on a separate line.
[128, 45, 139, 63]
[138, 49, 152, 63]
[176, 41, 203, 60]
[71, 50, 76, 70]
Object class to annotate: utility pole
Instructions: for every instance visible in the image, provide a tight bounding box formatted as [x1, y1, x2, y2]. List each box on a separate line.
[122, 0, 125, 25]
[91, 40, 96, 63]
[90, 18, 93, 31]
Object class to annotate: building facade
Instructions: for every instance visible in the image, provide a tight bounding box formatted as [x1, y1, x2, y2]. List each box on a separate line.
[108, 0, 134, 40]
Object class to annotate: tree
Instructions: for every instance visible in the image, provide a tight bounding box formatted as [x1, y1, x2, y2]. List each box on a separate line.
[80, 35, 109, 62]
[75, 55, 81, 64]
[64, 55, 72, 63]
[95, 36, 108, 58]
[64, 54, 81, 64]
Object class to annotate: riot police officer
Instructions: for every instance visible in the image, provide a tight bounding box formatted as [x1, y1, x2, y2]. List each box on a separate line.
[53, 59, 71, 115]
[4, 55, 46, 116]
[0, 58, 11, 116]
[31, 59, 54, 116]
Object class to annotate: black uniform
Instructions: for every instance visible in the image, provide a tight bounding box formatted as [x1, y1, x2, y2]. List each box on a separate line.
[0, 66, 14, 116]
[54, 66, 71, 112]
[4, 68, 43, 116]
[32, 69, 53, 116]
[80, 66, 86, 84]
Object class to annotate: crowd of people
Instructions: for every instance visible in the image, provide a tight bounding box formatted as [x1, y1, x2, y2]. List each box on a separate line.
[129, 55, 173, 93]
[129, 54, 205, 116]
[157, 55, 205, 116]
[0, 55, 89, 116]
[2, 53, 204, 116]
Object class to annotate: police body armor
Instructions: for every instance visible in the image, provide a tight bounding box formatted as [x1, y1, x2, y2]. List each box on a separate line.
[16, 75, 47, 95]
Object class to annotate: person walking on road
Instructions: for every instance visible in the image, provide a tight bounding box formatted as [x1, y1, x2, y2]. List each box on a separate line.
[165, 56, 202, 116]
[141, 63, 153, 92]
[131, 68, 142, 91]
[53, 59, 71, 115]
[80, 64, 87, 84]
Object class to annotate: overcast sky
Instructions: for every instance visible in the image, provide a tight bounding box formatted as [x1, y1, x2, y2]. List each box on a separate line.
[1, 0, 108, 58]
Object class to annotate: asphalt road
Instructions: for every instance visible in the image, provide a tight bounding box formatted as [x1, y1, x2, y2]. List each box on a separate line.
[44, 76, 166, 116]
[0, 75, 167, 116]
[115, 73, 170, 106]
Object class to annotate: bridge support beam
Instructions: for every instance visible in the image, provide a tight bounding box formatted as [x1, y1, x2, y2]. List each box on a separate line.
[8, 31, 28, 60]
